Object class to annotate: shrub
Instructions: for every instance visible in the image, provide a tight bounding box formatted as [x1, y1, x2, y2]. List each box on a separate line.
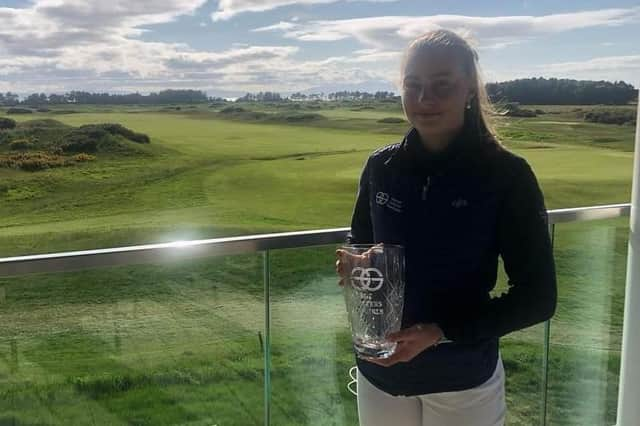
[0, 151, 94, 171]
[61, 128, 103, 152]
[18, 119, 68, 129]
[9, 139, 32, 150]
[278, 112, 324, 122]
[6, 108, 33, 114]
[0, 152, 67, 171]
[62, 139, 98, 153]
[377, 117, 406, 124]
[51, 110, 79, 114]
[57, 123, 151, 153]
[36, 108, 51, 112]
[500, 103, 537, 117]
[592, 137, 619, 143]
[220, 106, 246, 114]
[7, 120, 69, 151]
[584, 110, 636, 125]
[72, 153, 96, 162]
[504, 108, 537, 117]
[99, 123, 150, 144]
[0, 117, 16, 130]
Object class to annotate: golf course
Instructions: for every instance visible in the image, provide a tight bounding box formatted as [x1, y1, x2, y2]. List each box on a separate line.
[0, 102, 636, 425]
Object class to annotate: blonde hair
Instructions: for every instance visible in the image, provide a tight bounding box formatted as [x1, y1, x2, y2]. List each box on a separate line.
[401, 29, 499, 142]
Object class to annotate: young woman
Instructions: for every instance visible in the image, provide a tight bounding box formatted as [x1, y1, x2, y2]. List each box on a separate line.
[336, 29, 557, 426]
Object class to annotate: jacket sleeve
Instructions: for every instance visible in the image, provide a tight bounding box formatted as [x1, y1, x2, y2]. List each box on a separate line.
[346, 158, 374, 244]
[439, 158, 557, 343]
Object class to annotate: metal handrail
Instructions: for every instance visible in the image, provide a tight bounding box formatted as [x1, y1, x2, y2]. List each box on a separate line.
[0, 203, 630, 277]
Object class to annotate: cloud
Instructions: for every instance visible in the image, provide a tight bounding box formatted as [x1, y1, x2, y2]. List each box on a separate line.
[165, 45, 300, 70]
[253, 6, 640, 49]
[211, 0, 399, 21]
[0, 0, 208, 55]
[213, 0, 332, 21]
[0, 1, 312, 94]
[250, 8, 640, 89]
[2, 2, 639, 95]
[1, 40, 302, 81]
[0, 0, 402, 95]
[536, 55, 640, 78]
[349, 49, 402, 63]
[37, 0, 208, 30]
[252, 21, 299, 32]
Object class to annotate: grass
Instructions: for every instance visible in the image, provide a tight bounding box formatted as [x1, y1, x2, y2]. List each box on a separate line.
[0, 109, 633, 255]
[0, 102, 637, 425]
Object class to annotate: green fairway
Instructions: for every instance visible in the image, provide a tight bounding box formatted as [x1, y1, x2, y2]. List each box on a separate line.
[0, 105, 634, 256]
[0, 103, 636, 425]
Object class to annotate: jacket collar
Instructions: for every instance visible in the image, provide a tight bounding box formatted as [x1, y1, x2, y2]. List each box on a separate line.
[384, 125, 481, 175]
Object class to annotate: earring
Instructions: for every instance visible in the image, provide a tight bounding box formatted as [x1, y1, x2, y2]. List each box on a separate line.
[466, 95, 475, 110]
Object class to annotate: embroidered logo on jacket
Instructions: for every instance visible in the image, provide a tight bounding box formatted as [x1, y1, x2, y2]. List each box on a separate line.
[375, 192, 389, 205]
[376, 191, 403, 213]
[451, 198, 468, 208]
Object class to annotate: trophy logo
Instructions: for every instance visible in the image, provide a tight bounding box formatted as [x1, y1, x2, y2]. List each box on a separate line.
[350, 267, 384, 292]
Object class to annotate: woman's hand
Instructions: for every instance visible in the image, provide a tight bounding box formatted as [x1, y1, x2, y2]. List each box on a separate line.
[364, 323, 445, 367]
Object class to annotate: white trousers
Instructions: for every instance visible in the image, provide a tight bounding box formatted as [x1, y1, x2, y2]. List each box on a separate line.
[356, 356, 506, 426]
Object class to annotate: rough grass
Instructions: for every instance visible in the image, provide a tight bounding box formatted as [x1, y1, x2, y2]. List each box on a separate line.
[0, 151, 95, 171]
[0, 119, 151, 168]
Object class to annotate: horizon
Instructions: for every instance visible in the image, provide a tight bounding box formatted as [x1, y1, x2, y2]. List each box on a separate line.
[1, 1, 640, 97]
[5, 76, 638, 100]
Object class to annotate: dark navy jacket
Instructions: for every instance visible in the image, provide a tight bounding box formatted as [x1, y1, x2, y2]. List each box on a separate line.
[347, 127, 557, 396]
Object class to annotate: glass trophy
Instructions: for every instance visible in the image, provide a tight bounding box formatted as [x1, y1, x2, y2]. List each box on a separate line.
[340, 244, 405, 359]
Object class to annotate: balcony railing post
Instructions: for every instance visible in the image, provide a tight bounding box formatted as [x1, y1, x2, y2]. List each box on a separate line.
[263, 250, 272, 426]
[541, 319, 550, 426]
[540, 223, 554, 426]
[616, 94, 640, 426]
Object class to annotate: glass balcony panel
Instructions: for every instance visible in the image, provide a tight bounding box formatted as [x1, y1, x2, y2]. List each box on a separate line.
[0, 205, 630, 426]
[547, 217, 628, 425]
[0, 254, 264, 425]
[493, 259, 545, 426]
[268, 245, 358, 426]
[268, 244, 549, 426]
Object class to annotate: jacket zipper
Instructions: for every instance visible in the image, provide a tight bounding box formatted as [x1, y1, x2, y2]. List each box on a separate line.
[422, 176, 431, 201]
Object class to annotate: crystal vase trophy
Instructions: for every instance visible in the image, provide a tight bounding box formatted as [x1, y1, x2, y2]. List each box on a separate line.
[341, 244, 405, 359]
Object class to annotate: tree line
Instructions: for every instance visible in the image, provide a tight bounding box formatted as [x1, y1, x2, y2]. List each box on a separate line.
[1, 78, 637, 106]
[486, 78, 637, 105]
[235, 91, 398, 102]
[290, 91, 398, 101]
[0, 90, 213, 106]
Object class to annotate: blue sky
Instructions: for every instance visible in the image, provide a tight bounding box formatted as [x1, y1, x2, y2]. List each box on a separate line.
[1, 0, 639, 97]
